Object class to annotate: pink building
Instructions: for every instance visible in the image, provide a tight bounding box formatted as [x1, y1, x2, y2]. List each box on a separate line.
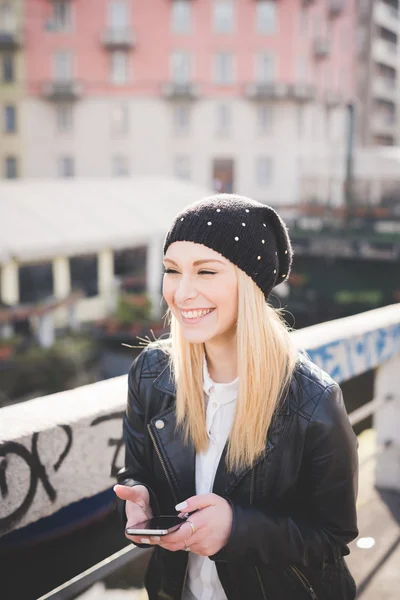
[22, 0, 356, 205]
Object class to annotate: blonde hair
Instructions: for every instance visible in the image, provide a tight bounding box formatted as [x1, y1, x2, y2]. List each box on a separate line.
[149, 266, 298, 472]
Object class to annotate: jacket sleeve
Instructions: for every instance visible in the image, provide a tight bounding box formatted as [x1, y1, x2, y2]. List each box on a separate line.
[115, 350, 160, 533]
[210, 383, 359, 568]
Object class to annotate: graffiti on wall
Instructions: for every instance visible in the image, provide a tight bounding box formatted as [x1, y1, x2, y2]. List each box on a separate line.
[307, 323, 400, 383]
[0, 411, 124, 536]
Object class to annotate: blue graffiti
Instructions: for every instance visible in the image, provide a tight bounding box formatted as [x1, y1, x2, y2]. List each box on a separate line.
[306, 323, 400, 383]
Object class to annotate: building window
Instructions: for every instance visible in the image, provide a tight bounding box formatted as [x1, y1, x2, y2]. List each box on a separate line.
[257, 104, 273, 134]
[215, 104, 231, 136]
[214, 52, 234, 84]
[51, 1, 72, 31]
[255, 52, 275, 83]
[53, 51, 73, 81]
[58, 156, 74, 178]
[174, 155, 191, 180]
[173, 104, 190, 134]
[56, 104, 73, 133]
[19, 263, 54, 304]
[110, 51, 129, 84]
[171, 51, 191, 83]
[110, 103, 129, 136]
[213, 0, 234, 33]
[256, 0, 276, 35]
[4, 105, 16, 133]
[2, 53, 14, 82]
[171, 0, 191, 34]
[108, 0, 129, 29]
[5, 156, 17, 179]
[112, 154, 130, 176]
[212, 158, 234, 193]
[256, 156, 272, 186]
[70, 255, 98, 298]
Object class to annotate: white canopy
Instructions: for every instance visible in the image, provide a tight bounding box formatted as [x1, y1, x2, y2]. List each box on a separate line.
[0, 177, 213, 264]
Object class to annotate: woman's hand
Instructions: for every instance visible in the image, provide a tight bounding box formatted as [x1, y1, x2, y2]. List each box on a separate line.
[113, 484, 153, 545]
[148, 493, 233, 556]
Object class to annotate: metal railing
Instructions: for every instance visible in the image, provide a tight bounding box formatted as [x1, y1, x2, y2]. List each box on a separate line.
[37, 395, 387, 600]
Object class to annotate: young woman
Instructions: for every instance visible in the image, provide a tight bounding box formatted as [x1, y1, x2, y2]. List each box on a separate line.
[114, 194, 359, 600]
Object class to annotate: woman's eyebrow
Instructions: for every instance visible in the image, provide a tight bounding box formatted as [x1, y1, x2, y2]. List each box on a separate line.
[163, 258, 225, 266]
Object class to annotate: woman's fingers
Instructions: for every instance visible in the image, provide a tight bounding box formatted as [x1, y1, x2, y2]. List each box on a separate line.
[114, 484, 149, 504]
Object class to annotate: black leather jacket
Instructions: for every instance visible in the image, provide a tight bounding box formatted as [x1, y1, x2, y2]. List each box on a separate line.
[116, 346, 359, 600]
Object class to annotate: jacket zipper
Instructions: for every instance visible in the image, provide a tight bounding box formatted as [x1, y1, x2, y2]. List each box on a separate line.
[147, 423, 178, 505]
[289, 565, 318, 600]
[250, 469, 267, 600]
[147, 423, 189, 600]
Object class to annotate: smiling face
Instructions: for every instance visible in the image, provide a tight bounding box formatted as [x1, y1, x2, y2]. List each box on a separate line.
[162, 241, 238, 345]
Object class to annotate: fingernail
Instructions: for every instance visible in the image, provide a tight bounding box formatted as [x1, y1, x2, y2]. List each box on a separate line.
[151, 536, 160, 541]
[140, 538, 150, 544]
[175, 501, 187, 511]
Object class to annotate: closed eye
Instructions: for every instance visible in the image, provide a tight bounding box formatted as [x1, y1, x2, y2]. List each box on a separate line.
[163, 268, 216, 275]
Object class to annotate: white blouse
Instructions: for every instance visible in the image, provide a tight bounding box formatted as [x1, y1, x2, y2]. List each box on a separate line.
[182, 357, 239, 600]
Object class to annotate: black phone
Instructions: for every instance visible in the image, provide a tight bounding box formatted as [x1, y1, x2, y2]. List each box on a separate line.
[125, 515, 187, 536]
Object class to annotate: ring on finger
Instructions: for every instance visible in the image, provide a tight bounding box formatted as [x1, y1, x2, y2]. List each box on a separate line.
[184, 539, 190, 552]
[186, 519, 196, 536]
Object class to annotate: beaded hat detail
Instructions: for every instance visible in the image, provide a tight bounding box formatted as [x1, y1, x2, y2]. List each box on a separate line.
[163, 194, 293, 300]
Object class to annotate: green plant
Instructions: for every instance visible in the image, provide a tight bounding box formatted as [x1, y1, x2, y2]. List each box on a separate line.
[114, 293, 152, 325]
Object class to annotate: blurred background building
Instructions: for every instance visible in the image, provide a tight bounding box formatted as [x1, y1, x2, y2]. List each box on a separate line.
[3, 0, 356, 206]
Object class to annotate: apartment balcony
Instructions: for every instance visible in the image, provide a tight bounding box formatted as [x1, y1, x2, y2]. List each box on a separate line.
[161, 81, 201, 100]
[0, 30, 23, 49]
[324, 91, 343, 107]
[373, 75, 397, 101]
[244, 81, 291, 100]
[313, 37, 330, 58]
[328, 0, 345, 17]
[372, 38, 398, 68]
[41, 80, 83, 101]
[374, 0, 399, 34]
[290, 83, 317, 102]
[371, 112, 397, 137]
[100, 28, 136, 49]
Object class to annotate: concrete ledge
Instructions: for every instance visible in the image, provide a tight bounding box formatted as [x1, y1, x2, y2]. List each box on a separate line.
[1, 304, 400, 537]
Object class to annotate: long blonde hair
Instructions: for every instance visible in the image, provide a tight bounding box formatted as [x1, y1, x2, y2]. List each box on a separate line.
[149, 266, 298, 472]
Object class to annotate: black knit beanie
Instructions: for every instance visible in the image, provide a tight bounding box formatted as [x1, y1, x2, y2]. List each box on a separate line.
[163, 194, 293, 301]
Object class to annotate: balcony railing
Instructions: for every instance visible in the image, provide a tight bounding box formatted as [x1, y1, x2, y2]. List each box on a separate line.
[314, 37, 330, 58]
[161, 81, 201, 100]
[0, 30, 23, 49]
[374, 1, 399, 34]
[373, 76, 397, 100]
[100, 28, 136, 49]
[41, 80, 83, 101]
[371, 112, 397, 136]
[373, 38, 398, 67]
[324, 91, 342, 106]
[244, 81, 291, 100]
[290, 83, 316, 102]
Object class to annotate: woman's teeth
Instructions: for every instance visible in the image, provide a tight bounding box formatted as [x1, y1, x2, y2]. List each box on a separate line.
[181, 308, 214, 319]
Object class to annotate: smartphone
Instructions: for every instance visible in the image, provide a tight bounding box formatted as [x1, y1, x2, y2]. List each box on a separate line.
[125, 515, 187, 536]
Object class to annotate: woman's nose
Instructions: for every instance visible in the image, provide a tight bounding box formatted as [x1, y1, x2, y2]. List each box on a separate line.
[175, 275, 197, 303]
